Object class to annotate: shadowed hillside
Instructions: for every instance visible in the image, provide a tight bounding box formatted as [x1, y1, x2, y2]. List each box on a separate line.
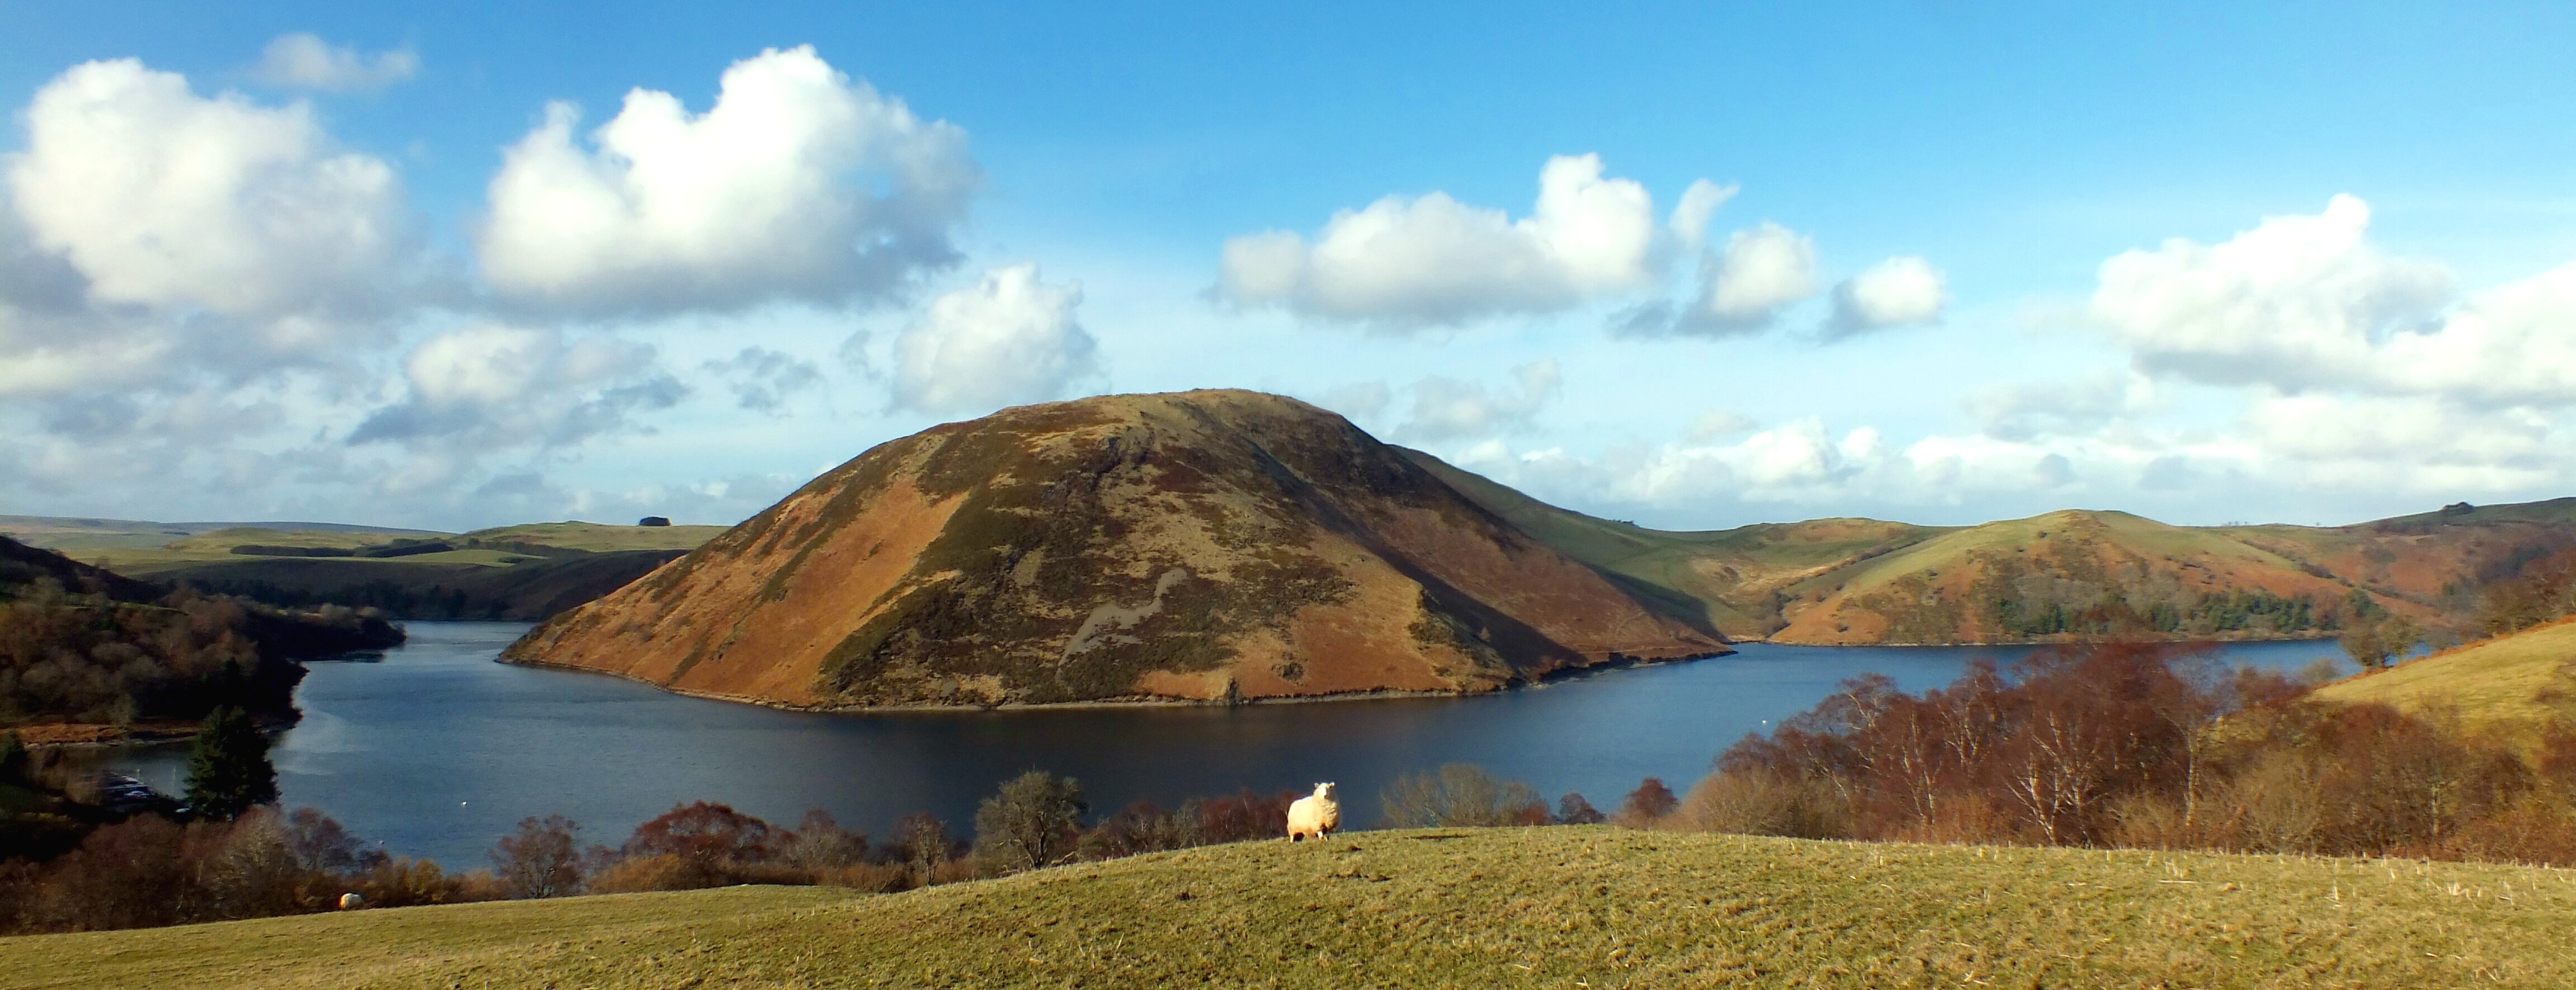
[506, 390, 1728, 708]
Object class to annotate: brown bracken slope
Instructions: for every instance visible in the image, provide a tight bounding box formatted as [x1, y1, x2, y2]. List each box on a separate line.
[502, 390, 1728, 707]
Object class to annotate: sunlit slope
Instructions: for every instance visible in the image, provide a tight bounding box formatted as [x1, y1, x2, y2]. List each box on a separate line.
[1396, 448, 1944, 637]
[2312, 620, 2576, 749]
[8, 828, 2575, 989]
[508, 391, 1725, 709]
[1768, 509, 2402, 644]
[461, 521, 729, 553]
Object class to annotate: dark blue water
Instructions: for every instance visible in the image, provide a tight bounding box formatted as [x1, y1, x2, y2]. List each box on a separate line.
[103, 622, 2354, 867]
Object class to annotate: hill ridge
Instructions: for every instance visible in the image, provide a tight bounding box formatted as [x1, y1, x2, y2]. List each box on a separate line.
[506, 390, 1726, 707]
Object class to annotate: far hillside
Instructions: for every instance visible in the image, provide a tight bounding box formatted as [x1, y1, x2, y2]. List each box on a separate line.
[0, 536, 402, 744]
[0, 517, 723, 622]
[1407, 449, 2576, 646]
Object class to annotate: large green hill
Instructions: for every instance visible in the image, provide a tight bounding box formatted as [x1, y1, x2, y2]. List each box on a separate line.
[4, 827, 2570, 988]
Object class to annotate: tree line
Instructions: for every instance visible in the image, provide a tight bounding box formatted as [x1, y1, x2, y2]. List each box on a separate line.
[1624, 643, 2576, 865]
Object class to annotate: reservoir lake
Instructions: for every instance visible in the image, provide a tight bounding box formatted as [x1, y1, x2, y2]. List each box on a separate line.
[101, 621, 2354, 867]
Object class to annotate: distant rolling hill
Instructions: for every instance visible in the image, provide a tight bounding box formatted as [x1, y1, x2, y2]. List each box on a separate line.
[0, 517, 724, 621]
[1408, 451, 2576, 645]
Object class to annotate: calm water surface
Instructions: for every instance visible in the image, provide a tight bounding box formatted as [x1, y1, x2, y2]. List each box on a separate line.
[106, 621, 2354, 867]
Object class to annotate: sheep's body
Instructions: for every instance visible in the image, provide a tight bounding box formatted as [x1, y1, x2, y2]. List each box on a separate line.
[1286, 782, 1340, 842]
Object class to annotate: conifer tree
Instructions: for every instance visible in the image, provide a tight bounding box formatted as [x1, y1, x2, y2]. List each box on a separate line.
[184, 706, 278, 820]
[0, 730, 27, 785]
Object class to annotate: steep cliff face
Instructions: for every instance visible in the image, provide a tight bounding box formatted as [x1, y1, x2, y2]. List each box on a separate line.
[503, 390, 1728, 707]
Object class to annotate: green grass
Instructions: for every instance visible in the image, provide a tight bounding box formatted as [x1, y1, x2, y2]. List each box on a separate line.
[2312, 620, 2576, 750]
[9, 827, 2575, 988]
[459, 521, 728, 553]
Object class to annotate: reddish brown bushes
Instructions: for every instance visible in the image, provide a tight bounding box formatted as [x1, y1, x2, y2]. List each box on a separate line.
[1654, 642, 2576, 866]
[0, 807, 487, 933]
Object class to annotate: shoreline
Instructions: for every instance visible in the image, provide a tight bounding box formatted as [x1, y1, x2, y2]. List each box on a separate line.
[497, 646, 1740, 715]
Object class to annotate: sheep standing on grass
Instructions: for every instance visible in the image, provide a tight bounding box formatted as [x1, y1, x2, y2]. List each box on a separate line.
[1287, 782, 1340, 842]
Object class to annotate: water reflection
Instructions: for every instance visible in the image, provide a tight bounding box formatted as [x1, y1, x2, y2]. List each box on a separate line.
[104, 621, 2352, 867]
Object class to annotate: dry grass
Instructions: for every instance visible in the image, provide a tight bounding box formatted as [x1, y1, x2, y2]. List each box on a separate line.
[2312, 619, 2576, 750]
[460, 521, 727, 553]
[7, 827, 2575, 988]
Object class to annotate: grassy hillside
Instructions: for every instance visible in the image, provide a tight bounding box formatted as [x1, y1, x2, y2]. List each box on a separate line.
[2311, 619, 2576, 750]
[5, 827, 2572, 988]
[1397, 448, 1944, 635]
[461, 521, 729, 553]
[1406, 449, 2576, 645]
[0, 516, 722, 621]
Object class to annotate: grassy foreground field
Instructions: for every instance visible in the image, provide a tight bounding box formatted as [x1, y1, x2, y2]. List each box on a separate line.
[6, 827, 2574, 989]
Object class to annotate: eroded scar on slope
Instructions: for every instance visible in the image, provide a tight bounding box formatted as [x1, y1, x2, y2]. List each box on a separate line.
[1064, 567, 1192, 659]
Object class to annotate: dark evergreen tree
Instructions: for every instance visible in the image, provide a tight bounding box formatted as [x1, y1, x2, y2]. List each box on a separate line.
[0, 730, 26, 785]
[183, 706, 277, 820]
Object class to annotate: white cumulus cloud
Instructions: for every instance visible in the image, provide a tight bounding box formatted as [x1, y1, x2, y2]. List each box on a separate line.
[1668, 179, 1738, 249]
[2091, 194, 2576, 409]
[891, 264, 1099, 414]
[1398, 359, 1562, 441]
[1689, 222, 1820, 333]
[349, 324, 683, 453]
[478, 45, 977, 313]
[7, 58, 407, 321]
[252, 33, 419, 93]
[1216, 154, 1669, 326]
[1827, 255, 1948, 337]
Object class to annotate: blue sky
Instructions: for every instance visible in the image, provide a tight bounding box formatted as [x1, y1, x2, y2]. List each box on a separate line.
[4, 2, 2575, 531]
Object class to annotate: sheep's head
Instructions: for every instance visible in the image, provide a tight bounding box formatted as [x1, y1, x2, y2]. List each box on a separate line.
[1315, 782, 1337, 801]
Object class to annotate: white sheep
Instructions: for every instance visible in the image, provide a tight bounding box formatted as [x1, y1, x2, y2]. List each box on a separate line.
[338, 892, 364, 910]
[1286, 782, 1340, 842]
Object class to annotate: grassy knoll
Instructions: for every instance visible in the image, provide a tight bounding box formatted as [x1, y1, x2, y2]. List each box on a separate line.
[8, 827, 2575, 988]
[2312, 619, 2576, 750]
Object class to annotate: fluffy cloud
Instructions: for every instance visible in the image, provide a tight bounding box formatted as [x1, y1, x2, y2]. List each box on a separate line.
[1315, 381, 1393, 422]
[7, 58, 407, 323]
[1398, 359, 1561, 441]
[702, 347, 824, 415]
[251, 33, 418, 93]
[349, 324, 684, 455]
[1216, 154, 1668, 326]
[1667, 180, 1739, 248]
[890, 265, 1098, 414]
[479, 45, 977, 313]
[2084, 192, 2576, 409]
[1964, 373, 2156, 442]
[1688, 222, 1820, 332]
[2092, 195, 2454, 391]
[1827, 256, 1947, 337]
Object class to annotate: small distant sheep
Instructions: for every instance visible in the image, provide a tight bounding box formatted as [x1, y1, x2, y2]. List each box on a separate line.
[1286, 782, 1340, 842]
[338, 892, 364, 910]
